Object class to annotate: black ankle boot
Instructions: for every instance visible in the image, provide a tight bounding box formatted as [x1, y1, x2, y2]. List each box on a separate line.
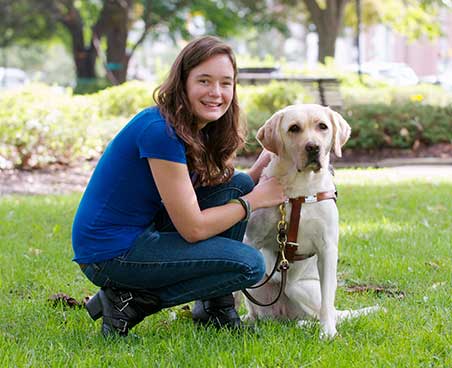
[86, 287, 161, 337]
[192, 294, 243, 330]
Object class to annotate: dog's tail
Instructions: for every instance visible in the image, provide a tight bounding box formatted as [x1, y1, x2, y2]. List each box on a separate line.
[336, 305, 384, 323]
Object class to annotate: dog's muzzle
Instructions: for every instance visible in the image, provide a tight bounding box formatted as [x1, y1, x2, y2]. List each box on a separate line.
[305, 143, 321, 172]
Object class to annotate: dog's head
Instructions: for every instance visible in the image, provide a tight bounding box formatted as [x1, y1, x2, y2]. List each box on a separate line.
[256, 104, 351, 172]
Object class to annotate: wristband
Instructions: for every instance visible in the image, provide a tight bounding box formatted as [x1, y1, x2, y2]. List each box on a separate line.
[228, 197, 252, 222]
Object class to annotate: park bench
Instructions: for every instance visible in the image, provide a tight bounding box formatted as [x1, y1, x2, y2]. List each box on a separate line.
[237, 67, 343, 112]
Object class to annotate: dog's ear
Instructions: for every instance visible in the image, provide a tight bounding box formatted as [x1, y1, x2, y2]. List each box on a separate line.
[328, 108, 351, 158]
[256, 111, 284, 155]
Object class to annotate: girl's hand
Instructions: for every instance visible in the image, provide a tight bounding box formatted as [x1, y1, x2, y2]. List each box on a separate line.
[248, 149, 273, 184]
[244, 176, 286, 210]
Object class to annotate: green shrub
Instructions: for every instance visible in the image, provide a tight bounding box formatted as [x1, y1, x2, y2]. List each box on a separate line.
[74, 78, 112, 95]
[0, 81, 451, 170]
[344, 103, 452, 150]
[94, 81, 156, 118]
[0, 84, 121, 169]
[342, 83, 452, 107]
[341, 84, 452, 151]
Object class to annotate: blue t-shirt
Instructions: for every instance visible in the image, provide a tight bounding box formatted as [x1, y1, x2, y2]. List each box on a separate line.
[72, 107, 186, 264]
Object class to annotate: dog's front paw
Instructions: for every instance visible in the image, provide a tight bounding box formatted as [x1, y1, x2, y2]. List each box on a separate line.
[320, 324, 337, 340]
[241, 312, 255, 322]
[319, 318, 337, 339]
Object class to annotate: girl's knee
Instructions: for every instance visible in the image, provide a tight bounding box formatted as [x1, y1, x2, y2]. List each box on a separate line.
[243, 246, 266, 286]
[230, 171, 254, 196]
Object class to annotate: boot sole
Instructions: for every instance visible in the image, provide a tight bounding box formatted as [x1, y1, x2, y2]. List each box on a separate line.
[86, 292, 103, 320]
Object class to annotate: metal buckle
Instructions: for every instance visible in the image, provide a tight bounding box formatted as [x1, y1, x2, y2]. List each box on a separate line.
[116, 292, 133, 312]
[304, 194, 317, 203]
[118, 319, 128, 333]
[117, 302, 129, 312]
[120, 292, 133, 303]
[286, 242, 299, 247]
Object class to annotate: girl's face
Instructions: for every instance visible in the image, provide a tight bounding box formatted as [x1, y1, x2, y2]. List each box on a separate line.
[186, 54, 234, 129]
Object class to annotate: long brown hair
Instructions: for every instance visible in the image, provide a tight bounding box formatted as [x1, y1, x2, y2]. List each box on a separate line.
[153, 36, 245, 186]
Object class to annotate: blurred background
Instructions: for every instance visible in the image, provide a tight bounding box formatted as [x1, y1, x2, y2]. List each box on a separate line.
[1, 0, 451, 171]
[1, 0, 451, 91]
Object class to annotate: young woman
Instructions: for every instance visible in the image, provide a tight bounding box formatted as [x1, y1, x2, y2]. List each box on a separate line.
[72, 36, 285, 337]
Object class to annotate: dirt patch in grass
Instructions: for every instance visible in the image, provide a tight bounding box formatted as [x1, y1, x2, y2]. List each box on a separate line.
[0, 160, 97, 196]
[344, 284, 405, 299]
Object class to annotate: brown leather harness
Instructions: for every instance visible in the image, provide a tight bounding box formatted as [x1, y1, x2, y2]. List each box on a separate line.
[242, 190, 337, 307]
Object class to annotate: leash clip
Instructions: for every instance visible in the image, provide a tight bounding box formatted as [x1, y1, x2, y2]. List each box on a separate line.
[278, 258, 289, 271]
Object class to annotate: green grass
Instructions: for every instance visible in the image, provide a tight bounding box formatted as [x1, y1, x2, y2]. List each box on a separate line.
[1, 169, 451, 367]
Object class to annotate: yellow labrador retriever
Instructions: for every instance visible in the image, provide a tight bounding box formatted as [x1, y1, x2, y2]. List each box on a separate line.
[243, 104, 379, 338]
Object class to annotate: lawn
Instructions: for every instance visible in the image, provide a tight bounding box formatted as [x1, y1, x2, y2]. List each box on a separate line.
[0, 168, 451, 367]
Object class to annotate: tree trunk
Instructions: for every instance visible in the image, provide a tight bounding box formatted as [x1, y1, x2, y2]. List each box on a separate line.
[58, 3, 97, 79]
[316, 19, 340, 63]
[102, 0, 133, 84]
[303, 0, 349, 63]
[74, 47, 97, 80]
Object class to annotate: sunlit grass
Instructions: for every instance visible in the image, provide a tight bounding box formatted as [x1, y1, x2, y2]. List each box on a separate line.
[0, 168, 451, 367]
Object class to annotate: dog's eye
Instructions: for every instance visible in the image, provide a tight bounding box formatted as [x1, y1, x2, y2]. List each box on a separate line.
[319, 123, 328, 130]
[288, 124, 301, 133]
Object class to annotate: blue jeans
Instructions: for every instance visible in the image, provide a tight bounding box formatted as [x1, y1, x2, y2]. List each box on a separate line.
[81, 172, 265, 308]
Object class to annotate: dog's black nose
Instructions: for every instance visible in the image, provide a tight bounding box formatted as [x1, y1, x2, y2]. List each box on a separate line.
[305, 143, 320, 153]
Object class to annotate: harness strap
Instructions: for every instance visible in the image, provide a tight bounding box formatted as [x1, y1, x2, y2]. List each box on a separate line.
[285, 190, 337, 263]
[286, 197, 302, 262]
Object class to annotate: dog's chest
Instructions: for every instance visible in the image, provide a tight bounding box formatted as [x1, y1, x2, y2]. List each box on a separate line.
[287, 201, 337, 253]
[246, 201, 337, 254]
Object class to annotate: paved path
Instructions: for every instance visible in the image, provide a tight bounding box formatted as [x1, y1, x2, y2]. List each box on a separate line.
[332, 165, 452, 188]
[337, 164, 452, 181]
[1, 160, 451, 196]
[379, 164, 452, 179]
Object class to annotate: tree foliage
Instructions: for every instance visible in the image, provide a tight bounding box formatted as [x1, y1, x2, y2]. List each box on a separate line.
[344, 0, 447, 40]
[1, 0, 284, 87]
[2, 0, 450, 77]
[0, 0, 55, 48]
[280, 0, 450, 62]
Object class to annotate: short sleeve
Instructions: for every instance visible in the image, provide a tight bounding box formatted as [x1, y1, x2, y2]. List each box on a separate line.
[137, 120, 187, 164]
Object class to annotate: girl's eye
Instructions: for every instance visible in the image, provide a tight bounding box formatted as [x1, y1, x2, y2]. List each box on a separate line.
[319, 123, 328, 130]
[288, 124, 301, 133]
[199, 79, 209, 85]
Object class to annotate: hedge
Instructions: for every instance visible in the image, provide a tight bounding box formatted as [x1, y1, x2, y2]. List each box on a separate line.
[0, 83, 153, 169]
[0, 85, 115, 169]
[95, 81, 155, 118]
[0, 81, 451, 169]
[343, 103, 452, 149]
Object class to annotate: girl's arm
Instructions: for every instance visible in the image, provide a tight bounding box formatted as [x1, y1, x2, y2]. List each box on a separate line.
[148, 158, 284, 243]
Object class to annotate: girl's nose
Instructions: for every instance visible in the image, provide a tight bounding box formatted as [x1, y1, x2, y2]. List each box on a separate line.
[208, 82, 221, 96]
